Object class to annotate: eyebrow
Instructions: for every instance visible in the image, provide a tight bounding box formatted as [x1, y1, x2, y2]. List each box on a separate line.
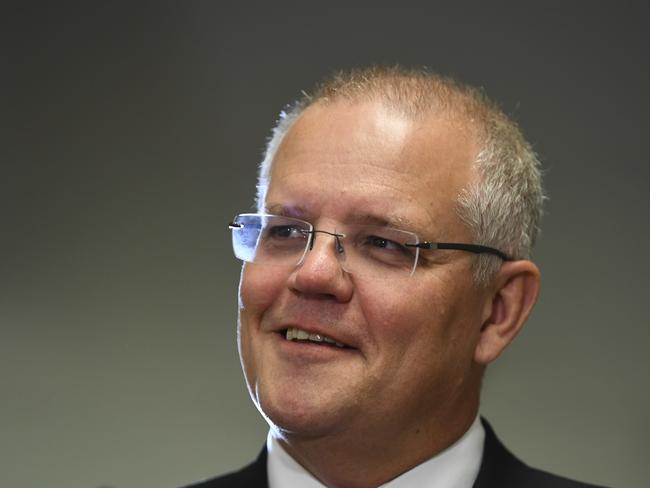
[264, 203, 308, 219]
[346, 213, 415, 230]
[264, 203, 416, 232]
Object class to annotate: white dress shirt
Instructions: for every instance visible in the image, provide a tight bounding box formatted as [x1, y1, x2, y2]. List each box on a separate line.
[267, 415, 485, 488]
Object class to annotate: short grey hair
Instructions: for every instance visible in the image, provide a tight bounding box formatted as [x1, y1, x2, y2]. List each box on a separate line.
[256, 67, 544, 285]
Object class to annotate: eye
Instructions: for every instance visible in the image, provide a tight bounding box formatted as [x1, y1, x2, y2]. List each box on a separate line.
[267, 225, 308, 239]
[357, 233, 416, 269]
[365, 235, 407, 252]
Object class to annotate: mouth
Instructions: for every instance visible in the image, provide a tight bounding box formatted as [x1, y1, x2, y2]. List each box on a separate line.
[279, 327, 351, 349]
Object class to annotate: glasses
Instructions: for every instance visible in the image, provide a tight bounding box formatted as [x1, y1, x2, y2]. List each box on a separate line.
[228, 213, 510, 279]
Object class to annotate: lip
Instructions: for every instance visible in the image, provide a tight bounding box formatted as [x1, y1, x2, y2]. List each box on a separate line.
[270, 330, 359, 363]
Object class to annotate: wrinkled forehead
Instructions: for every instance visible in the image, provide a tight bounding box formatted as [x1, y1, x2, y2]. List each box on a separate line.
[262, 100, 479, 240]
[273, 100, 479, 178]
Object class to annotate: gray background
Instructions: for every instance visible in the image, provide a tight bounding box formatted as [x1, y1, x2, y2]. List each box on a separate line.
[3, 3, 648, 487]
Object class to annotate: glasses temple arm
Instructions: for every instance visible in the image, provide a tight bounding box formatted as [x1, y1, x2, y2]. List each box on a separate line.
[405, 242, 512, 261]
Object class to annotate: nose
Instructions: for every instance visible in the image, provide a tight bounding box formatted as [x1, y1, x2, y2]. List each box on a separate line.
[288, 230, 353, 302]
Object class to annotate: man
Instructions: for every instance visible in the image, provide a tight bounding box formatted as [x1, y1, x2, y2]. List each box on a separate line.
[185, 67, 604, 487]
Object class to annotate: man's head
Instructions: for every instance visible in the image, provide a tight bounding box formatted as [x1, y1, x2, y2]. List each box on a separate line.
[235, 67, 542, 458]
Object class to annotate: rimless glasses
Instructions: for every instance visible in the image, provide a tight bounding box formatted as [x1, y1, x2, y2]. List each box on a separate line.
[229, 213, 510, 279]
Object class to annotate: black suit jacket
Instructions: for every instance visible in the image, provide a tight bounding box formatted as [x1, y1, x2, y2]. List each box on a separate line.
[181, 420, 606, 488]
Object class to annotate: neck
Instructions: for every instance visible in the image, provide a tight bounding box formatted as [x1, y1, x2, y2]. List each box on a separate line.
[275, 396, 479, 488]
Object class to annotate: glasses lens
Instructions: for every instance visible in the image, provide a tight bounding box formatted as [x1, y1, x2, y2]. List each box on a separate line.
[230, 215, 421, 278]
[231, 214, 311, 266]
[342, 224, 419, 277]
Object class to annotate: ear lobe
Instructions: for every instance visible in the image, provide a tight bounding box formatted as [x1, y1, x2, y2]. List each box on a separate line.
[474, 260, 541, 365]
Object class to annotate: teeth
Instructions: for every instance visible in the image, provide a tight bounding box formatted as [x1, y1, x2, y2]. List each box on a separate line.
[285, 327, 344, 347]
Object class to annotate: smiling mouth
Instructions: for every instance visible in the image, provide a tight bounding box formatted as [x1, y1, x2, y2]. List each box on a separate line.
[281, 327, 348, 348]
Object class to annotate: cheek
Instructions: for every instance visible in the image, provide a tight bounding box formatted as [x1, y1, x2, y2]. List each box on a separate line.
[239, 264, 283, 316]
[357, 283, 437, 355]
[359, 280, 475, 366]
[238, 265, 285, 392]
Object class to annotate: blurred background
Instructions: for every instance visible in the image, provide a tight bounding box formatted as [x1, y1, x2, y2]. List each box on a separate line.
[3, 2, 648, 487]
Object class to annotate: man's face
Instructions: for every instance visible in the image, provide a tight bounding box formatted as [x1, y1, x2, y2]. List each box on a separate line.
[238, 100, 492, 441]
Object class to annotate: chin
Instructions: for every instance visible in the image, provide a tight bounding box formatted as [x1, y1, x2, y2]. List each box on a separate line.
[253, 379, 354, 439]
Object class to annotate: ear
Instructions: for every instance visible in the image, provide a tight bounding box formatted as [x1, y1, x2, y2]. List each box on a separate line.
[474, 260, 541, 365]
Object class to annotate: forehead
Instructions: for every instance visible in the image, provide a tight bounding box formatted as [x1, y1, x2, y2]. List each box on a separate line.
[266, 100, 479, 236]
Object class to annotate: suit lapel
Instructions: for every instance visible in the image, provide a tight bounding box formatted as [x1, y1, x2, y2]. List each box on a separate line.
[473, 418, 529, 488]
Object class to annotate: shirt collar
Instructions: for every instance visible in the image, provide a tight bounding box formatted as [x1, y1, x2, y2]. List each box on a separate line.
[267, 415, 485, 488]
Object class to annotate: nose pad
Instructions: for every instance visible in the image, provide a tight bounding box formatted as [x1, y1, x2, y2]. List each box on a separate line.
[296, 229, 348, 270]
[333, 235, 345, 255]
